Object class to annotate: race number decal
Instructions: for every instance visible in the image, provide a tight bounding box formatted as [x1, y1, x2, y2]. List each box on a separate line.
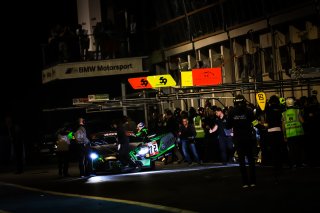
[148, 141, 159, 156]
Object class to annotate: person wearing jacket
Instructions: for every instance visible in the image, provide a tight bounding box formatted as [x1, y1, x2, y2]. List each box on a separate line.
[227, 94, 256, 188]
[265, 95, 285, 182]
[178, 117, 201, 165]
[56, 127, 70, 177]
[74, 117, 90, 177]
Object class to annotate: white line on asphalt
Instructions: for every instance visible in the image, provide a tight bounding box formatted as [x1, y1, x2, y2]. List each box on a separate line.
[0, 181, 196, 213]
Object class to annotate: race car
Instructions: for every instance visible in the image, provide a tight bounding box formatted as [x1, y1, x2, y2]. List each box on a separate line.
[88, 131, 176, 174]
[129, 132, 176, 168]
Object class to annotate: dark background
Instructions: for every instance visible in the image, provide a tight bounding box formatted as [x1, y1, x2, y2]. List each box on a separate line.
[2, 0, 78, 110]
[1, 1, 79, 148]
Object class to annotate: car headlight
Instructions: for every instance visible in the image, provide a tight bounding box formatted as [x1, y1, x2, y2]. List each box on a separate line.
[138, 147, 149, 156]
[90, 153, 98, 160]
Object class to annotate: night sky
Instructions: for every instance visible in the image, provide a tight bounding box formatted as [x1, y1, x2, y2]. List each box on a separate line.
[1, 0, 144, 133]
[1, 0, 78, 129]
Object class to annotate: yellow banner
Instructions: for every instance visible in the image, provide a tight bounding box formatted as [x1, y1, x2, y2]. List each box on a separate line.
[256, 92, 266, 111]
[147, 74, 176, 88]
[181, 71, 193, 87]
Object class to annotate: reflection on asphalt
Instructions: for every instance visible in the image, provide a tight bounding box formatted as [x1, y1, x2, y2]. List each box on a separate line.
[85, 163, 238, 184]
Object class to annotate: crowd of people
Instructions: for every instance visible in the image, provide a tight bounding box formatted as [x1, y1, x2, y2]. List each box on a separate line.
[1, 91, 319, 188]
[45, 19, 137, 66]
[145, 92, 320, 187]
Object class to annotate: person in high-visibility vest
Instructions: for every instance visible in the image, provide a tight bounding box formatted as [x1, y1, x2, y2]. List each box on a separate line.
[194, 113, 205, 138]
[282, 97, 305, 168]
[193, 107, 206, 161]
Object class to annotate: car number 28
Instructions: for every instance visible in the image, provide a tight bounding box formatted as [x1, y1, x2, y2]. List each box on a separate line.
[147, 141, 159, 156]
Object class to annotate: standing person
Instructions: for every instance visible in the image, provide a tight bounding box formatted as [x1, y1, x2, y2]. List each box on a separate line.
[193, 107, 206, 162]
[178, 117, 201, 166]
[282, 97, 305, 168]
[265, 95, 285, 183]
[227, 95, 256, 188]
[5, 115, 24, 174]
[215, 107, 234, 164]
[93, 22, 104, 59]
[114, 118, 131, 168]
[56, 127, 70, 177]
[74, 117, 90, 177]
[204, 108, 218, 162]
[164, 110, 183, 164]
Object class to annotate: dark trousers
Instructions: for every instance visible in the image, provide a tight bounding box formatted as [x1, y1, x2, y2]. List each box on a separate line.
[195, 138, 205, 161]
[287, 136, 305, 167]
[57, 151, 69, 176]
[78, 144, 89, 176]
[14, 143, 24, 173]
[119, 143, 131, 166]
[235, 139, 256, 185]
[267, 131, 285, 177]
[219, 136, 234, 163]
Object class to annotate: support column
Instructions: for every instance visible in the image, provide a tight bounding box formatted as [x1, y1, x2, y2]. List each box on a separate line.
[121, 82, 127, 116]
[77, 0, 102, 51]
[143, 90, 148, 128]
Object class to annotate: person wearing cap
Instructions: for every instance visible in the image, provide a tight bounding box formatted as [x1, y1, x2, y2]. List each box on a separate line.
[282, 97, 305, 168]
[265, 95, 286, 183]
[227, 94, 256, 188]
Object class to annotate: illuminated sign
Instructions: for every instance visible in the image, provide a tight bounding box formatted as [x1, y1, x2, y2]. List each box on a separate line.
[42, 57, 148, 84]
[72, 98, 89, 105]
[88, 94, 109, 102]
[128, 77, 152, 89]
[256, 92, 266, 111]
[181, 71, 193, 87]
[147, 74, 176, 88]
[192, 68, 222, 86]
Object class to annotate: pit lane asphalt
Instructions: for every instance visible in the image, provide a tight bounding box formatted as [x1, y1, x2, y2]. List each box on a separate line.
[1, 162, 320, 212]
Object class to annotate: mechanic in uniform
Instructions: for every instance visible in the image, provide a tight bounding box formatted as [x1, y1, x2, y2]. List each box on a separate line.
[114, 117, 131, 168]
[74, 117, 91, 177]
[56, 126, 70, 177]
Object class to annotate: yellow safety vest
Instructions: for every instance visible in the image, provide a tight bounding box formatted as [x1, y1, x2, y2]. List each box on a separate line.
[194, 115, 205, 138]
[282, 108, 304, 138]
